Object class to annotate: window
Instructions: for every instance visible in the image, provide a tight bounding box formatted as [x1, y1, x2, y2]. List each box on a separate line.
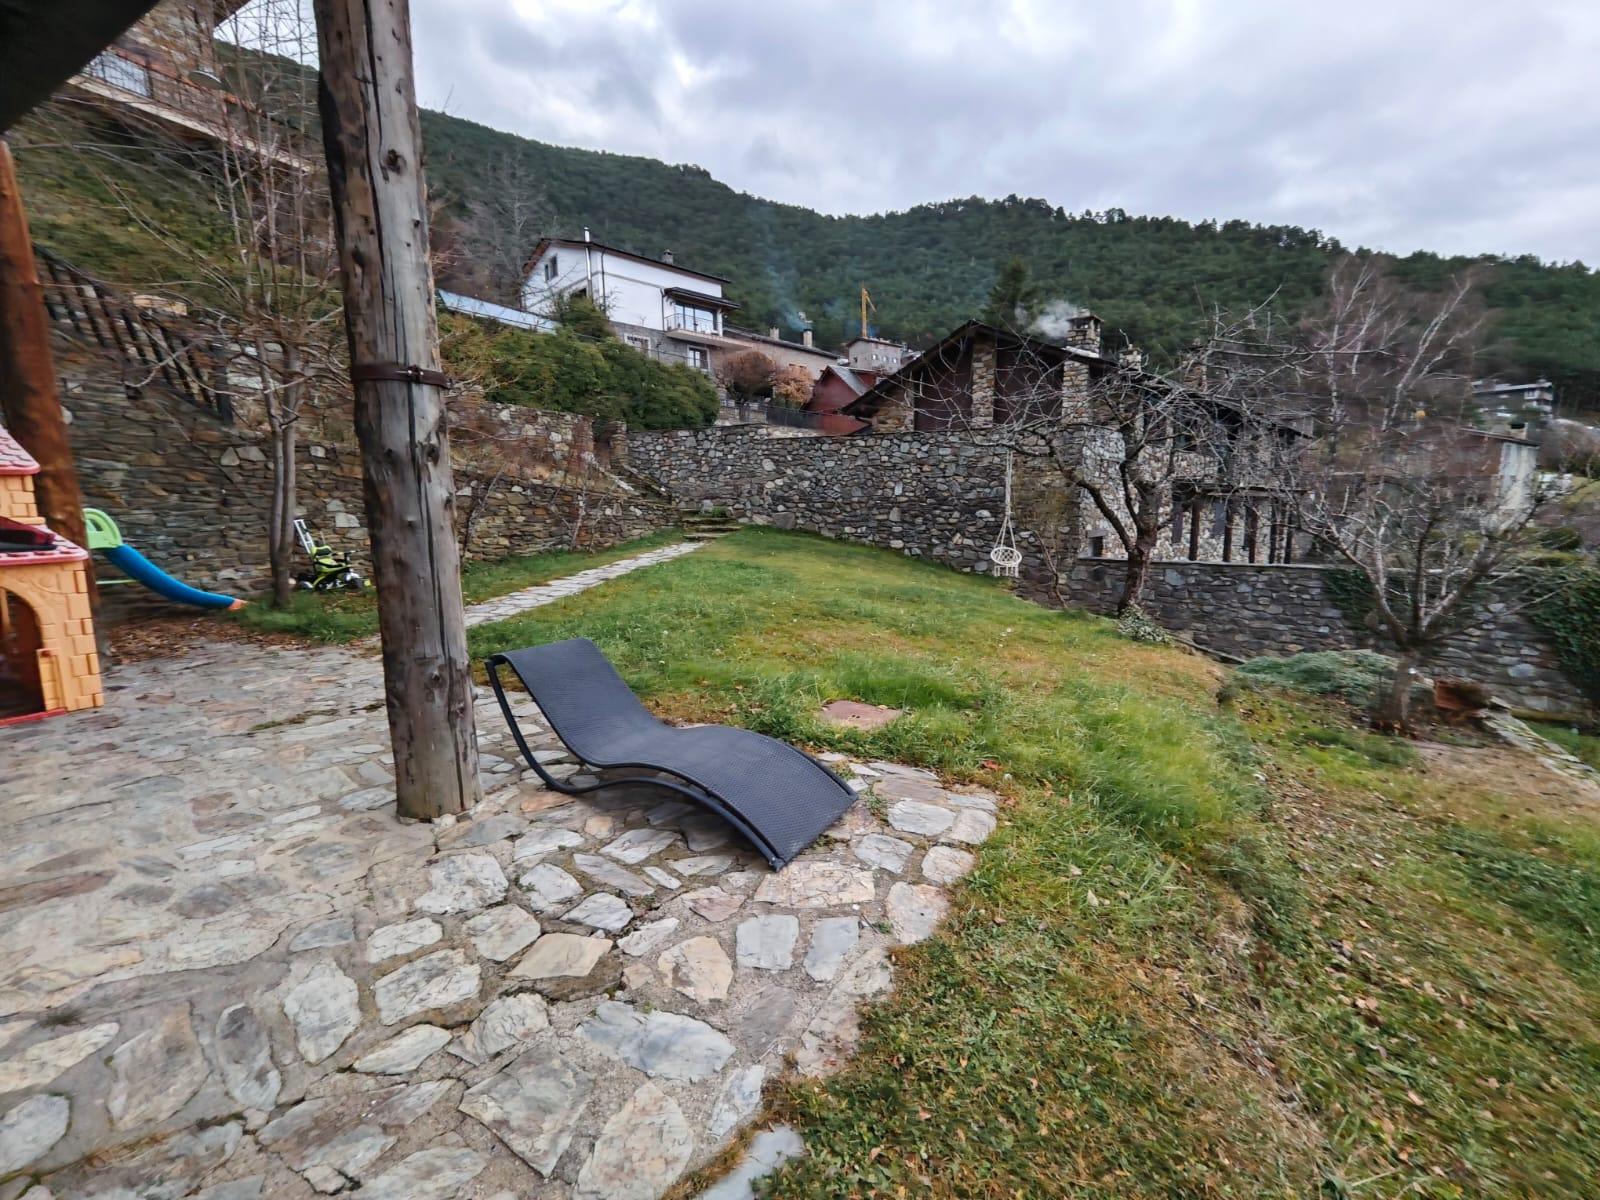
[671, 302, 717, 333]
[543, 255, 558, 281]
[1088, 535, 1106, 558]
[625, 335, 650, 353]
[87, 50, 152, 98]
[684, 346, 709, 371]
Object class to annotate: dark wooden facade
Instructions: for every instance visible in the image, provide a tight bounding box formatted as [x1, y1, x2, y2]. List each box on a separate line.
[844, 321, 1109, 433]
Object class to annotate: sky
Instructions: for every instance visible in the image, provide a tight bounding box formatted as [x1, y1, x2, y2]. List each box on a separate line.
[407, 0, 1600, 265]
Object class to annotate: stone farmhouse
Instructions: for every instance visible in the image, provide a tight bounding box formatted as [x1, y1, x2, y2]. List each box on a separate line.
[839, 316, 1314, 567]
[842, 316, 1108, 432]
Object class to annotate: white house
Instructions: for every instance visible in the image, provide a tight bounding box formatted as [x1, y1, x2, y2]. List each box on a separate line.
[521, 233, 739, 373]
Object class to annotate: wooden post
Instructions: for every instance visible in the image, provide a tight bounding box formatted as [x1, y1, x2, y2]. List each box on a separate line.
[312, 0, 480, 818]
[0, 137, 100, 618]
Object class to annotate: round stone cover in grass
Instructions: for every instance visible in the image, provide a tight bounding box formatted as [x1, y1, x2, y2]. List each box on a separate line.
[820, 700, 904, 731]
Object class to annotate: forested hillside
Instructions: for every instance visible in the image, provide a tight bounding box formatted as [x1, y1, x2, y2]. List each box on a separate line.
[420, 109, 1600, 410]
[15, 74, 1599, 410]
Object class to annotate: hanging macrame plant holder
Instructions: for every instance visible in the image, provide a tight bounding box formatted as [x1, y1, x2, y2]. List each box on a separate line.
[989, 451, 1022, 579]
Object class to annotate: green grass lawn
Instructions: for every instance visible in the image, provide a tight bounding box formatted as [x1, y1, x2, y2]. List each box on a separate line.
[1529, 719, 1600, 771]
[230, 529, 683, 643]
[463, 527, 1600, 1199]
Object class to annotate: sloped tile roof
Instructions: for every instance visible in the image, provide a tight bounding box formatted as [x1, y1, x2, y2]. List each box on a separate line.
[0, 425, 40, 476]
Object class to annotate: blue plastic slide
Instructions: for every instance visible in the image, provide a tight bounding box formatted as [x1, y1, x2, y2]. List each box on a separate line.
[83, 508, 245, 610]
[101, 544, 244, 609]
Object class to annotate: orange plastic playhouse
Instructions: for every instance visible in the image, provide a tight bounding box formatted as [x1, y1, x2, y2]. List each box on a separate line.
[0, 424, 103, 724]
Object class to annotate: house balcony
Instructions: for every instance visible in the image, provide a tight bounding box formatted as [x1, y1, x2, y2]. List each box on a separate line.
[66, 47, 316, 172]
[663, 313, 728, 340]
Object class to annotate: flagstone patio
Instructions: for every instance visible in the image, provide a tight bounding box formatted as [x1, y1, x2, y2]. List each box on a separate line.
[0, 632, 996, 1198]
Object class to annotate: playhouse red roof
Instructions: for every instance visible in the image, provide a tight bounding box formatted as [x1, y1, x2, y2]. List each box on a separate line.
[0, 537, 88, 567]
[0, 426, 41, 476]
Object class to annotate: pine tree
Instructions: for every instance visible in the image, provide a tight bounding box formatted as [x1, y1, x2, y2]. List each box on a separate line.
[982, 256, 1040, 329]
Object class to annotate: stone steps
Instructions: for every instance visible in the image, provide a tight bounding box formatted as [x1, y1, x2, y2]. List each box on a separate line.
[681, 513, 741, 541]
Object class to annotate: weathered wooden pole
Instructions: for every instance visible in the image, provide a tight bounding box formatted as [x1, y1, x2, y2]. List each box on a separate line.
[312, 0, 480, 818]
[0, 138, 100, 618]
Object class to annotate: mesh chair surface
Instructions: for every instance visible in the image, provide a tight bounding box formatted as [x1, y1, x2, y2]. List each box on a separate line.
[487, 638, 856, 868]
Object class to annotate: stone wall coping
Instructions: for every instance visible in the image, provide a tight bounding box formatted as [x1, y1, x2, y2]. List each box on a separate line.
[1076, 556, 1338, 574]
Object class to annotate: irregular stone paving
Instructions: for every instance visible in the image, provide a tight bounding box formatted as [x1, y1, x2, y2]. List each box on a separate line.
[460, 541, 704, 628]
[0, 632, 997, 1199]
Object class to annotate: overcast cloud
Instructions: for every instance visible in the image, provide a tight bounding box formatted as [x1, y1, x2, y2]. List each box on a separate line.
[409, 0, 1600, 264]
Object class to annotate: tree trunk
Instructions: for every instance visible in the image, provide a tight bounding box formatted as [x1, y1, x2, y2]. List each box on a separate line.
[0, 138, 101, 621]
[1376, 647, 1419, 732]
[314, 0, 480, 819]
[1117, 523, 1161, 613]
[266, 348, 301, 609]
[568, 467, 589, 550]
[267, 413, 297, 608]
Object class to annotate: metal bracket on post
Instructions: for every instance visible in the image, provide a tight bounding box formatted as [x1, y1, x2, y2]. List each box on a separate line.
[350, 361, 453, 388]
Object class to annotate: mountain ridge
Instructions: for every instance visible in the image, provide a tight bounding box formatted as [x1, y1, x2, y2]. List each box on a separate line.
[17, 77, 1598, 410]
[419, 107, 1600, 409]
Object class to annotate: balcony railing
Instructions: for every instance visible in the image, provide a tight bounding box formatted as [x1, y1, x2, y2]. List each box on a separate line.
[721, 400, 862, 434]
[665, 311, 721, 336]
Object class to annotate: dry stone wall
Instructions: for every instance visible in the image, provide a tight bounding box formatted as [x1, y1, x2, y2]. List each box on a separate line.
[629, 425, 1077, 585]
[1063, 558, 1588, 716]
[631, 424, 1587, 717]
[56, 344, 673, 616]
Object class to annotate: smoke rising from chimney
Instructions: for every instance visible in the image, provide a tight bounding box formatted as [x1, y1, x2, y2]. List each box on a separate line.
[1027, 298, 1090, 340]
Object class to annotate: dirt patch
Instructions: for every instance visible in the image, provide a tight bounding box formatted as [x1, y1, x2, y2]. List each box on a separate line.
[1415, 739, 1600, 812]
[106, 610, 315, 663]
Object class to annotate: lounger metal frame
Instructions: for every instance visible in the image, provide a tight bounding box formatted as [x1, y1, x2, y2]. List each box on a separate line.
[486, 641, 856, 868]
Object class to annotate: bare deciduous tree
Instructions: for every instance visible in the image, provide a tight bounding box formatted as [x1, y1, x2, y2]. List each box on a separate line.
[1050, 328, 1301, 611]
[1542, 418, 1600, 478]
[1288, 260, 1559, 729]
[437, 151, 553, 307]
[27, 0, 343, 606]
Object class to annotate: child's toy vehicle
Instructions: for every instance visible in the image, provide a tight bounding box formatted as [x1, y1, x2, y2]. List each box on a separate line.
[293, 518, 366, 592]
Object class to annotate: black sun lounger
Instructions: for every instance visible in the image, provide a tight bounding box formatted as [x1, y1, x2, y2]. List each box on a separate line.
[486, 638, 857, 869]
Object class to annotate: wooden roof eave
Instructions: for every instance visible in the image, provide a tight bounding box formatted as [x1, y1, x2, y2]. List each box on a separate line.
[1, 0, 164, 132]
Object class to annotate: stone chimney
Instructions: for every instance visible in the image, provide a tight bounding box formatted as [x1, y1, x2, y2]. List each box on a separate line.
[768, 326, 780, 340]
[1064, 313, 1102, 358]
[1182, 341, 1209, 393]
[662, 249, 674, 264]
[970, 329, 997, 429]
[801, 330, 814, 349]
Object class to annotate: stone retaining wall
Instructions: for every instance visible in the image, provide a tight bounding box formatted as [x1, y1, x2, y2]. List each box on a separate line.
[630, 424, 1587, 717]
[629, 425, 1076, 586]
[1062, 558, 1588, 716]
[57, 347, 673, 617]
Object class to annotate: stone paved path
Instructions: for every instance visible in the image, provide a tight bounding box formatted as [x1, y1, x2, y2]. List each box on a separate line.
[0, 624, 996, 1196]
[462, 541, 703, 628]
